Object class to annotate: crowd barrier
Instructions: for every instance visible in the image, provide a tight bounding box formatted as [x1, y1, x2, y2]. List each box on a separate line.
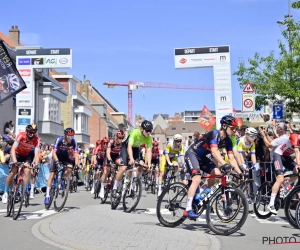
[0, 164, 85, 193]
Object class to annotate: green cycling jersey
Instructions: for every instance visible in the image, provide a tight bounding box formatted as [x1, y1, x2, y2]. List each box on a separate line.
[128, 129, 152, 149]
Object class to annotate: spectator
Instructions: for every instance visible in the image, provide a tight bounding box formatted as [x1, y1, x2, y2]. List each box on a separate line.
[4, 121, 14, 138]
[0, 142, 6, 164]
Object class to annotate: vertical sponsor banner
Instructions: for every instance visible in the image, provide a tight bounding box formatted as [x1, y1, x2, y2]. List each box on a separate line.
[0, 40, 27, 103]
[198, 105, 216, 131]
[15, 68, 34, 133]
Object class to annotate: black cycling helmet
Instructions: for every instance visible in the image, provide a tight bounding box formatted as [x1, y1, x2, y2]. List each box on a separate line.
[220, 115, 238, 127]
[64, 127, 75, 136]
[26, 123, 38, 132]
[141, 120, 153, 130]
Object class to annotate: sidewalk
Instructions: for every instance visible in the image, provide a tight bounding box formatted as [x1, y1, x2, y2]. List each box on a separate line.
[32, 204, 220, 250]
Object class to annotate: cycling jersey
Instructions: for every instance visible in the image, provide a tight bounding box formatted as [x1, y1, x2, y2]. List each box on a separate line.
[14, 132, 40, 156]
[274, 133, 300, 156]
[192, 130, 233, 156]
[94, 145, 106, 160]
[128, 129, 152, 148]
[107, 139, 122, 155]
[164, 143, 184, 159]
[152, 147, 160, 160]
[54, 136, 78, 161]
[84, 149, 93, 165]
[237, 136, 255, 155]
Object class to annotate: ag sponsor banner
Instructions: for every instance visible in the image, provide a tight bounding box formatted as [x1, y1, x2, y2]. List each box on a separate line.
[232, 108, 243, 126]
[198, 105, 216, 131]
[0, 40, 27, 103]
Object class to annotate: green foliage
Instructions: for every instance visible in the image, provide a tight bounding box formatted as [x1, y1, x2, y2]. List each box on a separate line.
[233, 15, 300, 115]
[292, 1, 300, 9]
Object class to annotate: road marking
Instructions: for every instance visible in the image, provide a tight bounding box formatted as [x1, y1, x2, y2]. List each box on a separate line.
[0, 207, 71, 220]
[250, 214, 289, 224]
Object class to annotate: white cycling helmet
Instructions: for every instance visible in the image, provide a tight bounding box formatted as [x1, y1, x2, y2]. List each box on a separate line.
[89, 143, 95, 148]
[7, 74, 20, 93]
[173, 134, 183, 141]
[245, 127, 258, 136]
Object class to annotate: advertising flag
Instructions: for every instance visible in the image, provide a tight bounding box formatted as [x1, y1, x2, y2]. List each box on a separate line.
[0, 40, 27, 103]
[232, 108, 243, 126]
[198, 105, 216, 131]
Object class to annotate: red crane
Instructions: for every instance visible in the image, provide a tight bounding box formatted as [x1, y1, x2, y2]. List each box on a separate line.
[103, 81, 214, 124]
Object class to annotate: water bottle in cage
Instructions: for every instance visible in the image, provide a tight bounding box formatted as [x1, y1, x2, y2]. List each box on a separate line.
[166, 170, 171, 180]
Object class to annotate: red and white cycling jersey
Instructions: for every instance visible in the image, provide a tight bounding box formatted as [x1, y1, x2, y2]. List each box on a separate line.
[14, 132, 40, 156]
[274, 133, 300, 156]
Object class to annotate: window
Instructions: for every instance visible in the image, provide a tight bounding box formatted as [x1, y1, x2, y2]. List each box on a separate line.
[171, 127, 176, 130]
[156, 137, 160, 142]
[81, 114, 88, 134]
[70, 81, 76, 95]
[181, 127, 186, 130]
[49, 97, 60, 122]
[75, 114, 78, 131]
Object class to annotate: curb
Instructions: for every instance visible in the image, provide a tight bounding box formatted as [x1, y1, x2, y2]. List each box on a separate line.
[32, 205, 221, 250]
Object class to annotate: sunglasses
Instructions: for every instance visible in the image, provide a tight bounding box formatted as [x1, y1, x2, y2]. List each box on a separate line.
[102, 142, 108, 145]
[145, 129, 152, 133]
[66, 135, 74, 139]
[27, 130, 37, 135]
[247, 134, 257, 139]
[175, 140, 182, 143]
[227, 126, 236, 131]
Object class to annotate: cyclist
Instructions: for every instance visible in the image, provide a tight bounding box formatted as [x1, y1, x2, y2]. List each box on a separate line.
[267, 127, 300, 214]
[103, 130, 125, 198]
[84, 143, 95, 190]
[111, 120, 153, 198]
[236, 127, 259, 171]
[183, 115, 238, 218]
[158, 134, 185, 196]
[2, 124, 40, 204]
[44, 128, 79, 205]
[145, 140, 161, 187]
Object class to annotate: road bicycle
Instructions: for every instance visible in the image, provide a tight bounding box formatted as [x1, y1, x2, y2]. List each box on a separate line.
[156, 165, 249, 236]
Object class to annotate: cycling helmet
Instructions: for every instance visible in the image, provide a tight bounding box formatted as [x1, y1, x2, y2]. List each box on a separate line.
[89, 144, 95, 148]
[245, 127, 258, 136]
[173, 134, 183, 141]
[26, 123, 38, 132]
[96, 139, 101, 146]
[141, 120, 153, 130]
[292, 126, 300, 134]
[220, 115, 238, 127]
[7, 74, 20, 93]
[64, 127, 75, 136]
[152, 140, 159, 146]
[101, 137, 109, 143]
[116, 130, 125, 139]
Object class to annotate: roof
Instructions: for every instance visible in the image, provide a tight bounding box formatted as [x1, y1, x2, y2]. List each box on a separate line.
[153, 114, 169, 120]
[164, 121, 206, 136]
[152, 124, 165, 134]
[0, 30, 23, 47]
[92, 86, 119, 113]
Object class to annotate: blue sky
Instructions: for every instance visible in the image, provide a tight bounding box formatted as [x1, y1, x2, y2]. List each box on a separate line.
[1, 0, 296, 122]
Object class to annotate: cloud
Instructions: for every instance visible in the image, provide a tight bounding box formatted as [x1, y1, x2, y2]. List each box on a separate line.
[21, 33, 41, 46]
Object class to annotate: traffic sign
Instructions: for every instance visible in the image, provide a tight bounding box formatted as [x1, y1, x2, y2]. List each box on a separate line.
[243, 82, 255, 93]
[242, 93, 255, 112]
[273, 104, 283, 119]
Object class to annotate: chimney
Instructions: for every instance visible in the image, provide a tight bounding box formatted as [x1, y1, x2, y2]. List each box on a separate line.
[8, 25, 20, 46]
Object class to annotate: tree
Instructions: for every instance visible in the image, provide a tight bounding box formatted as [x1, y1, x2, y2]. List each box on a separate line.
[292, 1, 300, 9]
[233, 14, 300, 115]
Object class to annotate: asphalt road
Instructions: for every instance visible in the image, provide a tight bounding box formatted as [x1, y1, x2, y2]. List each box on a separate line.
[0, 185, 299, 250]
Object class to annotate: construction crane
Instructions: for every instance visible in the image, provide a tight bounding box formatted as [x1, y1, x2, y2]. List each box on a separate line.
[103, 81, 214, 124]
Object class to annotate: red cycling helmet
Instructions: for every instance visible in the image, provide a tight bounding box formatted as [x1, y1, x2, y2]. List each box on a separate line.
[64, 127, 75, 136]
[101, 137, 109, 143]
[96, 139, 101, 146]
[116, 130, 125, 139]
[152, 140, 159, 146]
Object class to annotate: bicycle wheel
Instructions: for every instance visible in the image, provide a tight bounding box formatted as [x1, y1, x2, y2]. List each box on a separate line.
[94, 181, 101, 199]
[284, 185, 300, 229]
[13, 180, 25, 220]
[54, 177, 70, 212]
[253, 181, 280, 219]
[45, 186, 55, 210]
[24, 190, 30, 208]
[156, 182, 188, 228]
[6, 186, 14, 217]
[144, 172, 149, 191]
[110, 178, 122, 210]
[123, 177, 142, 213]
[295, 200, 300, 229]
[206, 187, 248, 236]
[73, 180, 77, 192]
[100, 185, 109, 204]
